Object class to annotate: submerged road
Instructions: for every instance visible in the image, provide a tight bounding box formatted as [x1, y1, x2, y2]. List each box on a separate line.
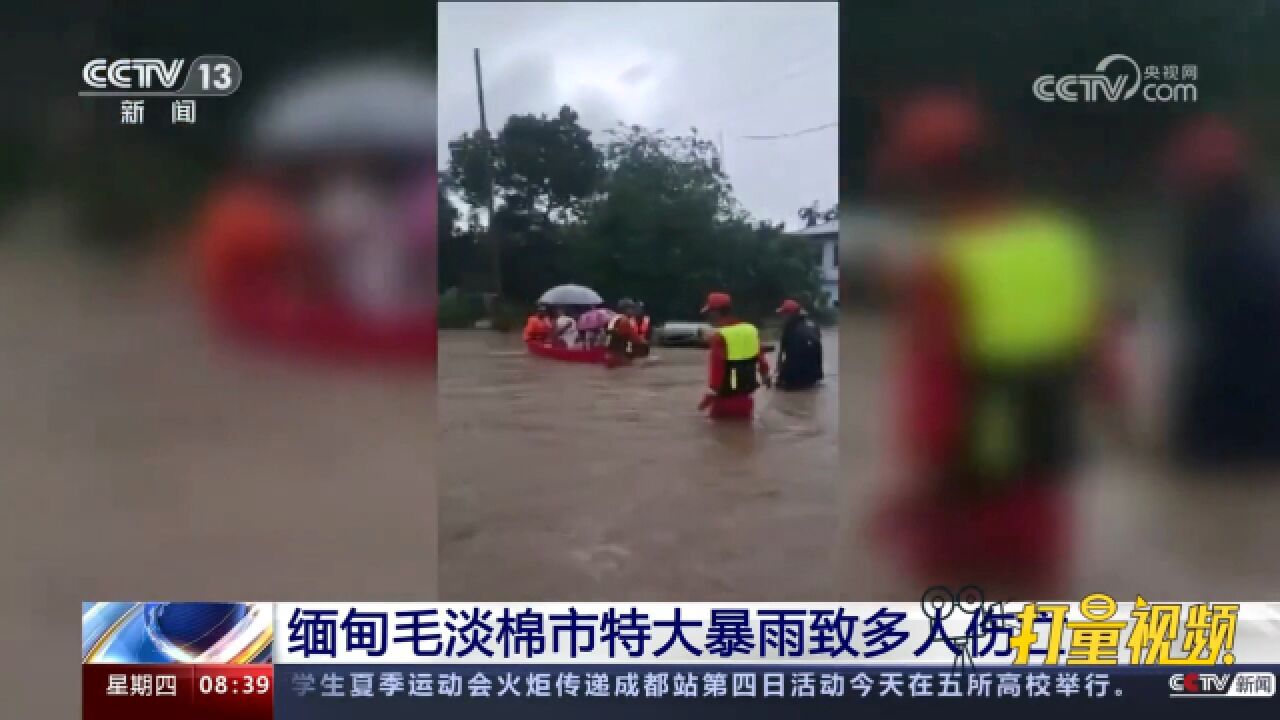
[440, 328, 840, 600]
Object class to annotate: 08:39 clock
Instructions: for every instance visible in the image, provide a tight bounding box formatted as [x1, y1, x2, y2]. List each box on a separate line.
[198, 674, 271, 695]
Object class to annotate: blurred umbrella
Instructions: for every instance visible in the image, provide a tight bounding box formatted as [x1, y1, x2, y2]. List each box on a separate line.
[248, 60, 436, 156]
[538, 284, 602, 306]
[577, 307, 614, 331]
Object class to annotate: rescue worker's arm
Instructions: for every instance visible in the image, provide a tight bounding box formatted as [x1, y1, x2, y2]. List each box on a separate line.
[774, 323, 789, 380]
[899, 260, 967, 485]
[707, 333, 727, 394]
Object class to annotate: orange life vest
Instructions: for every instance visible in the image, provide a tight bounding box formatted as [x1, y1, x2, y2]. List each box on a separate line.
[523, 316, 552, 343]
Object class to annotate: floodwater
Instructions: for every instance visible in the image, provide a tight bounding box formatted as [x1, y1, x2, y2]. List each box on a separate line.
[837, 309, 1280, 601]
[439, 328, 840, 600]
[0, 199, 435, 716]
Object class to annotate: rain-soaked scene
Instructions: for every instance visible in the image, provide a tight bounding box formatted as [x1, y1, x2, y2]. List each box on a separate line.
[839, 2, 1280, 601]
[1, 7, 436, 716]
[438, 1, 839, 599]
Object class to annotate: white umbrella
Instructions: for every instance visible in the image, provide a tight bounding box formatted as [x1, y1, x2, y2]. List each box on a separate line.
[538, 284, 603, 306]
[248, 60, 435, 156]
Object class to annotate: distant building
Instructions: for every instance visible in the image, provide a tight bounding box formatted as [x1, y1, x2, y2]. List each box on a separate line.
[788, 217, 838, 307]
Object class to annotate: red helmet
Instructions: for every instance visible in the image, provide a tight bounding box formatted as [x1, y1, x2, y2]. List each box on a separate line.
[1164, 114, 1247, 191]
[701, 292, 732, 314]
[875, 89, 986, 183]
[776, 298, 802, 315]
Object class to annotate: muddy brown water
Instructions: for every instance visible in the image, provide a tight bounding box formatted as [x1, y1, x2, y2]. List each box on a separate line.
[0, 206, 435, 716]
[441, 310, 1280, 604]
[837, 310, 1280, 601]
[440, 328, 840, 600]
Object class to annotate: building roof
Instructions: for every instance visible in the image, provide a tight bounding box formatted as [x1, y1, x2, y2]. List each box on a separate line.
[787, 217, 838, 237]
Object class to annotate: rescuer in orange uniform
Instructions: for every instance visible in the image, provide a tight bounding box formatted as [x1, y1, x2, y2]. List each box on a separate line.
[192, 177, 320, 332]
[698, 292, 771, 419]
[632, 301, 652, 341]
[604, 298, 648, 367]
[523, 305, 553, 344]
[872, 90, 1109, 596]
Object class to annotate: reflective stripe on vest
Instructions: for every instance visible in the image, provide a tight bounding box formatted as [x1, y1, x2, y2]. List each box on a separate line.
[941, 209, 1097, 366]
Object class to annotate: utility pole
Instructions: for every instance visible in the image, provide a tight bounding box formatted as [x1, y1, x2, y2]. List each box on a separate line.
[474, 48, 502, 308]
[718, 129, 725, 174]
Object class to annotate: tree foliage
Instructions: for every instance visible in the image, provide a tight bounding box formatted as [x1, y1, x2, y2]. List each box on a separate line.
[442, 110, 824, 324]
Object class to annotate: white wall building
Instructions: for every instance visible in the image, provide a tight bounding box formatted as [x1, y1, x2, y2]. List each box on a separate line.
[788, 217, 838, 307]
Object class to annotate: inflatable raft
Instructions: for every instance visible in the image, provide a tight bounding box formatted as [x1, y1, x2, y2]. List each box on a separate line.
[525, 341, 608, 364]
[214, 286, 436, 366]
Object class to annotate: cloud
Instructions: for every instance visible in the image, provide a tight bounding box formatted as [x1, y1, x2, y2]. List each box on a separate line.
[617, 63, 653, 86]
[438, 1, 838, 228]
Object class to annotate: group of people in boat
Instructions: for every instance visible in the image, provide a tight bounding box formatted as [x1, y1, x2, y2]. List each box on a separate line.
[524, 291, 825, 417]
[524, 298, 653, 363]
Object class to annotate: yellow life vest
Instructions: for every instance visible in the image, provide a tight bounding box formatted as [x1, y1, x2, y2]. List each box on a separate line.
[938, 207, 1098, 489]
[941, 208, 1098, 367]
[716, 322, 761, 394]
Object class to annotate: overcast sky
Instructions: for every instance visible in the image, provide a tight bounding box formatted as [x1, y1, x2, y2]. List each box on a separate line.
[438, 2, 837, 230]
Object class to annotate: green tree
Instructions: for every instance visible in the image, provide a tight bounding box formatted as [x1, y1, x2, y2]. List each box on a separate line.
[443, 113, 822, 323]
[571, 124, 821, 322]
[447, 105, 603, 301]
[448, 105, 601, 224]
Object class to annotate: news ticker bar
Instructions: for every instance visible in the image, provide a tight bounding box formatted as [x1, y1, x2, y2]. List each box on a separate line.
[82, 600, 1280, 667]
[83, 664, 1276, 720]
[81, 599, 1280, 720]
[271, 600, 1275, 665]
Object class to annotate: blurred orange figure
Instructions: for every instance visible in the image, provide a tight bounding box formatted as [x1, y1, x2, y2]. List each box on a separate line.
[603, 299, 647, 368]
[523, 305, 553, 344]
[193, 178, 316, 322]
[874, 90, 1106, 596]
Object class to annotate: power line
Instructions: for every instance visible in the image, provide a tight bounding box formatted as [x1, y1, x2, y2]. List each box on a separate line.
[740, 121, 837, 140]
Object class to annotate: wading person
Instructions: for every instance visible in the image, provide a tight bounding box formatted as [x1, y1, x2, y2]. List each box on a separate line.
[632, 301, 652, 342]
[1164, 115, 1280, 471]
[774, 298, 824, 390]
[872, 90, 1105, 597]
[698, 292, 771, 419]
[604, 298, 647, 367]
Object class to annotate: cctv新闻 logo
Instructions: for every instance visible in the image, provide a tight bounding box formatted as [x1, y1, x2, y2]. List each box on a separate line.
[83, 58, 185, 91]
[1033, 54, 1197, 103]
[1169, 672, 1275, 698]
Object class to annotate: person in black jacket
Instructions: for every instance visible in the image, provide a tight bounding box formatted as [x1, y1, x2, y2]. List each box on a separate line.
[774, 299, 824, 390]
[1165, 115, 1280, 469]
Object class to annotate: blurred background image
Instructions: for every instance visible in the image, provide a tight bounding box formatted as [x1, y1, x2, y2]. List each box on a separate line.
[838, 0, 1280, 600]
[1, 4, 435, 715]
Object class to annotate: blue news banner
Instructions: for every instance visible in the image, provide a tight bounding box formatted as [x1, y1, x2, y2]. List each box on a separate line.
[274, 664, 1279, 719]
[271, 598, 1279, 718]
